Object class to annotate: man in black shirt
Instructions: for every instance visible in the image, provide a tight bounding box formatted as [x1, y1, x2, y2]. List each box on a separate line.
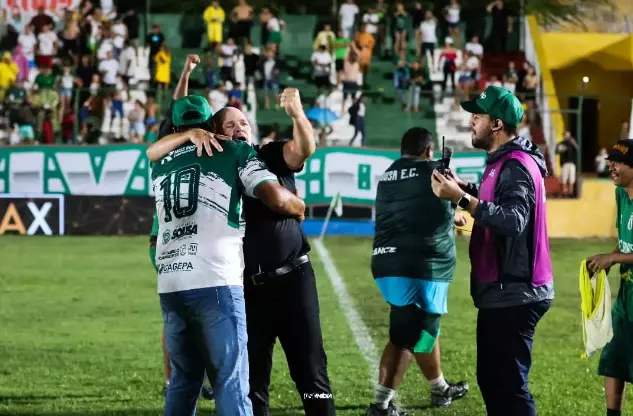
[555, 131, 578, 197]
[146, 88, 336, 416]
[485, 0, 513, 53]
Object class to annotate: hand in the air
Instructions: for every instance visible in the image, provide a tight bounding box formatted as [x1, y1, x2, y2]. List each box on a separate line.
[188, 128, 229, 157]
[184, 54, 201, 74]
[280, 88, 304, 119]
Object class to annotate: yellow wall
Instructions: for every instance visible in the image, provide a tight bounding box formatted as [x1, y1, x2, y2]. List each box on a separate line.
[551, 63, 633, 148]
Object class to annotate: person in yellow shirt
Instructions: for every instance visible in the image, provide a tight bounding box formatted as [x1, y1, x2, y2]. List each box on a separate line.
[155, 45, 172, 90]
[203, 0, 226, 47]
[0, 52, 19, 101]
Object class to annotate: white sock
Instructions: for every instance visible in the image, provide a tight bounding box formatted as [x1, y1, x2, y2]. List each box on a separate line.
[429, 374, 449, 393]
[374, 384, 395, 410]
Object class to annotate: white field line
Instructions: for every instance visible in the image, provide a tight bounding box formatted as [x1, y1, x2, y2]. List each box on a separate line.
[312, 238, 379, 387]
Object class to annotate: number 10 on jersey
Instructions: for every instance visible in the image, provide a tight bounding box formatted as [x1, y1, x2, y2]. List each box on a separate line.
[159, 164, 201, 223]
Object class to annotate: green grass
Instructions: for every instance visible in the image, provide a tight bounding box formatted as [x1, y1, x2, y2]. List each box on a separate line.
[0, 236, 629, 415]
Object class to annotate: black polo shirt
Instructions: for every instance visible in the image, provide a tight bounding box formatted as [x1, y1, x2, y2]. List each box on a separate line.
[242, 139, 310, 274]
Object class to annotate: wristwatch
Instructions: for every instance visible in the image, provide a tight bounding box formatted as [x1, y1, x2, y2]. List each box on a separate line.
[457, 193, 471, 210]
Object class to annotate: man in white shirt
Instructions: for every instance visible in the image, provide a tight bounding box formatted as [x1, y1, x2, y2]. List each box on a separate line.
[98, 50, 120, 87]
[465, 35, 484, 58]
[36, 24, 58, 68]
[311, 45, 332, 91]
[419, 11, 437, 58]
[19, 25, 37, 68]
[118, 40, 137, 85]
[362, 7, 380, 35]
[339, 0, 359, 39]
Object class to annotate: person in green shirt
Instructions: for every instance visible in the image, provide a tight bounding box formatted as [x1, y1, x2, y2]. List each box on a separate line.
[34, 66, 56, 89]
[587, 139, 633, 416]
[334, 29, 349, 85]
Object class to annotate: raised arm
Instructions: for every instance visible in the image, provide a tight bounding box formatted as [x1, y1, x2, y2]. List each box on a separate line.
[146, 129, 225, 161]
[173, 54, 201, 100]
[279, 88, 316, 171]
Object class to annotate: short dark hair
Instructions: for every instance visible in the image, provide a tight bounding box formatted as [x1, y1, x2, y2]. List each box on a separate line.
[400, 127, 433, 156]
[502, 123, 517, 136]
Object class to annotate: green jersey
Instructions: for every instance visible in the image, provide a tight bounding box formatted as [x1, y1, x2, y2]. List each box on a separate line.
[615, 186, 633, 320]
[334, 38, 348, 60]
[371, 158, 456, 282]
[151, 141, 277, 293]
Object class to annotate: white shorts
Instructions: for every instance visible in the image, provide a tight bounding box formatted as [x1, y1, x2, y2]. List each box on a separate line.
[561, 162, 577, 185]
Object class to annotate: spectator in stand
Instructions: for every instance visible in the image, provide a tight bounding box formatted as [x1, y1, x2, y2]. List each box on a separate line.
[503, 61, 518, 92]
[522, 65, 538, 99]
[111, 16, 128, 58]
[154, 44, 172, 90]
[145, 96, 158, 127]
[122, 9, 140, 42]
[30, 7, 55, 36]
[486, 0, 513, 53]
[203, 0, 225, 48]
[260, 122, 279, 146]
[58, 65, 75, 120]
[464, 35, 483, 59]
[58, 18, 80, 67]
[37, 24, 58, 68]
[203, 52, 218, 96]
[444, 0, 461, 48]
[262, 48, 279, 109]
[333, 30, 349, 86]
[41, 109, 54, 144]
[408, 60, 425, 113]
[355, 24, 375, 80]
[349, 95, 366, 146]
[339, 0, 359, 40]
[7, 8, 24, 34]
[61, 108, 74, 144]
[18, 24, 37, 69]
[17, 99, 36, 143]
[392, 3, 407, 59]
[98, 50, 119, 89]
[228, 82, 243, 110]
[412, 1, 425, 56]
[341, 42, 360, 115]
[420, 10, 437, 60]
[485, 75, 502, 88]
[210, 81, 229, 111]
[77, 54, 97, 102]
[312, 44, 332, 95]
[119, 39, 136, 85]
[313, 23, 336, 53]
[0, 23, 18, 53]
[146, 24, 165, 74]
[556, 131, 579, 197]
[0, 52, 18, 101]
[243, 41, 259, 89]
[439, 37, 457, 95]
[128, 99, 146, 143]
[362, 7, 380, 50]
[219, 37, 237, 82]
[394, 60, 410, 110]
[454, 51, 480, 107]
[230, 0, 254, 45]
[12, 46, 28, 84]
[263, 9, 284, 50]
[34, 66, 56, 90]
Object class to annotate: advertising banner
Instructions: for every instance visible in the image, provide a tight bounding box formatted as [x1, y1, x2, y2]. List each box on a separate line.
[1, 0, 80, 16]
[0, 194, 64, 236]
[0, 145, 487, 206]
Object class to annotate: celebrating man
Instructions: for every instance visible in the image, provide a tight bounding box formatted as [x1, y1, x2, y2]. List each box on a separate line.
[587, 139, 633, 416]
[431, 86, 554, 416]
[147, 88, 336, 416]
[366, 127, 469, 416]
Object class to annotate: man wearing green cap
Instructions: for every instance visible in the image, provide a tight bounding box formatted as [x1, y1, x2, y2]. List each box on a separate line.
[586, 139, 633, 416]
[431, 85, 554, 416]
[152, 89, 306, 416]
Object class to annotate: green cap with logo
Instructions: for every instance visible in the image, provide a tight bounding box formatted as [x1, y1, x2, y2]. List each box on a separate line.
[171, 95, 213, 127]
[460, 85, 524, 127]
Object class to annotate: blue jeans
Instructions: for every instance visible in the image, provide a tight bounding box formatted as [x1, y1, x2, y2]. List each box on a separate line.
[160, 286, 252, 416]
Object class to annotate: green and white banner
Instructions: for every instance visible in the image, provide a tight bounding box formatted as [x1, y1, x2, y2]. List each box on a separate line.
[0, 145, 152, 196]
[0, 145, 487, 205]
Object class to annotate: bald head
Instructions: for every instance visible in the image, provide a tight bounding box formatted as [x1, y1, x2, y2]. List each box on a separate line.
[212, 106, 253, 144]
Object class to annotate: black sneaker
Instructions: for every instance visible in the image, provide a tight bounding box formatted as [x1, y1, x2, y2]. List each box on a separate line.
[364, 401, 409, 416]
[430, 381, 469, 407]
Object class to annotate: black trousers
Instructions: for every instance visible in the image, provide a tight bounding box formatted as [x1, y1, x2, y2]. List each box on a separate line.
[244, 261, 336, 416]
[476, 299, 551, 416]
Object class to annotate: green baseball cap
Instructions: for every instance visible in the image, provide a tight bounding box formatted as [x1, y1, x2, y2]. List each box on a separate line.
[171, 95, 213, 127]
[460, 86, 524, 127]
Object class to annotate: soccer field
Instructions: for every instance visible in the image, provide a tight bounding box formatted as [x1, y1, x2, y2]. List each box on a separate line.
[0, 236, 630, 416]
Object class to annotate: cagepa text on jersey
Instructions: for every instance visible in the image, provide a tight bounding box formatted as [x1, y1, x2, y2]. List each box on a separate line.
[303, 393, 333, 400]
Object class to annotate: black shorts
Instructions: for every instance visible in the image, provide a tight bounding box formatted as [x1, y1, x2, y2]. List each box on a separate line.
[335, 59, 344, 72]
[389, 304, 441, 354]
[315, 75, 330, 89]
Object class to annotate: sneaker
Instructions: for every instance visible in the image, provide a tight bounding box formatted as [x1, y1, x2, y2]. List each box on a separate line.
[430, 381, 469, 407]
[364, 401, 409, 416]
[200, 385, 214, 400]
